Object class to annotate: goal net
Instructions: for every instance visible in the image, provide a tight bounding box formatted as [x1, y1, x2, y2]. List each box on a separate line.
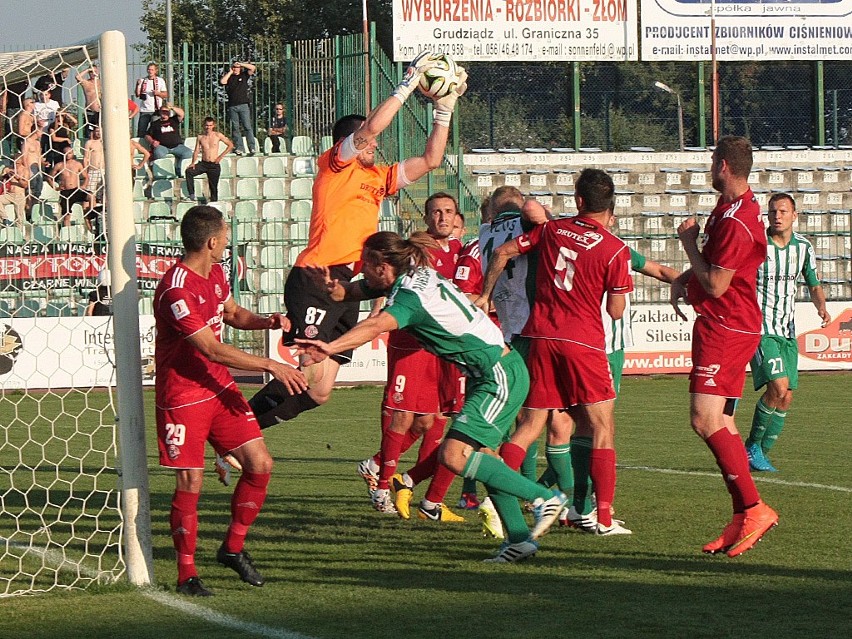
[0, 33, 152, 597]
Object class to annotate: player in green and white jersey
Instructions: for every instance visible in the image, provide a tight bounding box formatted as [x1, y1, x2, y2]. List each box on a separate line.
[746, 193, 830, 472]
[297, 231, 567, 562]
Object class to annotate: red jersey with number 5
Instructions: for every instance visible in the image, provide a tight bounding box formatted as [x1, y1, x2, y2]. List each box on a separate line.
[517, 216, 633, 349]
[154, 262, 235, 409]
[687, 190, 766, 334]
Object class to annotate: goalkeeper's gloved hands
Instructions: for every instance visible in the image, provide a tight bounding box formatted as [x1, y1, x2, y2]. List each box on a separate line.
[432, 67, 468, 127]
[392, 51, 439, 103]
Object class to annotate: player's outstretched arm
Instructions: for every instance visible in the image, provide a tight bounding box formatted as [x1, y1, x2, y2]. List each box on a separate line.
[187, 326, 308, 393]
[296, 312, 399, 364]
[809, 285, 831, 326]
[475, 239, 522, 311]
[638, 260, 680, 284]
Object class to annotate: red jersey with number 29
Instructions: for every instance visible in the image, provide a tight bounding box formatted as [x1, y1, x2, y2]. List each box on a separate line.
[154, 262, 235, 409]
[687, 189, 766, 334]
[517, 216, 633, 349]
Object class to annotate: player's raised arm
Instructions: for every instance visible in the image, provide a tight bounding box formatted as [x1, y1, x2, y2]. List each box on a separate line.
[296, 312, 399, 365]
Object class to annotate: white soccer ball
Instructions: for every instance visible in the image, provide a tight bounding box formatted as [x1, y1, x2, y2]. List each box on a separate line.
[417, 54, 461, 100]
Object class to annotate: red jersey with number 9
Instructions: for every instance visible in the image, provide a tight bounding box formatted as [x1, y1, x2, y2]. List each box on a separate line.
[154, 262, 235, 409]
[517, 216, 633, 349]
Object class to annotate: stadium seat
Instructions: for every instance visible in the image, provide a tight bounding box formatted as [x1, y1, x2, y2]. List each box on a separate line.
[290, 220, 310, 242]
[133, 178, 147, 201]
[139, 297, 154, 315]
[17, 298, 43, 318]
[236, 156, 262, 177]
[236, 178, 261, 200]
[320, 136, 333, 153]
[147, 201, 173, 219]
[262, 178, 288, 200]
[260, 221, 287, 242]
[183, 136, 197, 151]
[260, 245, 287, 268]
[261, 200, 288, 219]
[262, 156, 288, 177]
[264, 136, 287, 155]
[259, 270, 286, 293]
[33, 223, 56, 244]
[289, 199, 312, 221]
[58, 225, 89, 242]
[209, 201, 232, 219]
[234, 200, 259, 220]
[219, 156, 234, 178]
[174, 202, 194, 220]
[0, 299, 11, 318]
[142, 222, 172, 243]
[151, 157, 177, 179]
[236, 221, 259, 242]
[290, 177, 313, 200]
[291, 135, 315, 156]
[291, 156, 316, 177]
[151, 180, 175, 200]
[41, 182, 60, 202]
[257, 295, 279, 315]
[0, 226, 25, 244]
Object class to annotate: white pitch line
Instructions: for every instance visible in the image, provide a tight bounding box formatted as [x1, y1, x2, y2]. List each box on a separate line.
[2, 537, 316, 639]
[142, 589, 317, 639]
[619, 464, 852, 493]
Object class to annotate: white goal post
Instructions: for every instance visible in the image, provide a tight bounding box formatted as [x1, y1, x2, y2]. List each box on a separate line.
[0, 31, 153, 596]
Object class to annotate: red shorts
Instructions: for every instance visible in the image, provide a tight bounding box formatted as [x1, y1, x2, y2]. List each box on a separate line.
[689, 316, 760, 398]
[439, 360, 466, 415]
[524, 338, 615, 408]
[383, 344, 442, 414]
[157, 385, 262, 469]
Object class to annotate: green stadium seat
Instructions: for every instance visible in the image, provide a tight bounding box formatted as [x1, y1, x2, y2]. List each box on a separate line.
[289, 177, 313, 200]
[289, 199, 312, 221]
[236, 178, 261, 200]
[262, 156, 288, 177]
[234, 200, 259, 220]
[261, 200, 288, 219]
[262, 178, 287, 200]
[291, 135, 314, 156]
[236, 156, 262, 177]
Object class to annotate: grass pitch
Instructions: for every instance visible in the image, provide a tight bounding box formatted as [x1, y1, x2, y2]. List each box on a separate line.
[1, 373, 850, 638]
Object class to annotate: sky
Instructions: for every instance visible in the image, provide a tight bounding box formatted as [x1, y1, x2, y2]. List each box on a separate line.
[0, 0, 146, 50]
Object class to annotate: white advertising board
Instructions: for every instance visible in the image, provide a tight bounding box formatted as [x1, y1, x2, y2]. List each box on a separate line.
[641, 0, 852, 61]
[392, 0, 639, 61]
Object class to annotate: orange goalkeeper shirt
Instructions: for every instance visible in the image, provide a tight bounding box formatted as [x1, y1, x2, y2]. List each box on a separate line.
[294, 141, 400, 269]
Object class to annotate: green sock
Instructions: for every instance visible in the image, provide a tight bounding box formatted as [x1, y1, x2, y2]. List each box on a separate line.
[762, 410, 787, 453]
[746, 398, 775, 448]
[521, 440, 539, 482]
[545, 444, 574, 496]
[570, 435, 594, 515]
[463, 451, 552, 502]
[461, 476, 477, 495]
[537, 465, 557, 488]
[486, 488, 530, 544]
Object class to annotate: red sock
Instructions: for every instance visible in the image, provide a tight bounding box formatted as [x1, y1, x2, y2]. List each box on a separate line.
[378, 429, 405, 489]
[705, 429, 760, 512]
[407, 446, 438, 486]
[401, 428, 421, 455]
[417, 416, 447, 464]
[171, 490, 200, 583]
[424, 462, 457, 504]
[590, 448, 616, 527]
[223, 471, 270, 554]
[499, 442, 527, 471]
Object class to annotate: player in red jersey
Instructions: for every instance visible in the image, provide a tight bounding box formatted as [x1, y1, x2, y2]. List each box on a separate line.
[248, 55, 468, 429]
[477, 169, 634, 536]
[671, 135, 778, 557]
[154, 206, 307, 596]
[361, 193, 466, 522]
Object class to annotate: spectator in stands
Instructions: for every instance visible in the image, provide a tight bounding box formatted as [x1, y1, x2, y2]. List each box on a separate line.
[145, 104, 192, 177]
[83, 126, 105, 237]
[34, 89, 59, 133]
[49, 147, 89, 228]
[185, 117, 234, 203]
[45, 110, 77, 169]
[35, 69, 67, 106]
[75, 65, 101, 139]
[15, 98, 36, 151]
[0, 164, 27, 228]
[20, 128, 44, 212]
[268, 103, 288, 154]
[85, 268, 112, 316]
[220, 60, 258, 156]
[135, 63, 168, 137]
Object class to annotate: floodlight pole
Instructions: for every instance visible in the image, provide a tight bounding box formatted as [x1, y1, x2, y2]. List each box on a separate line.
[710, 0, 719, 142]
[166, 0, 175, 103]
[654, 81, 685, 152]
[362, 0, 371, 114]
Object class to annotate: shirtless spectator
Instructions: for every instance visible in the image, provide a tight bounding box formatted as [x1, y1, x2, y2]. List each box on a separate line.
[20, 128, 44, 210]
[49, 148, 89, 228]
[0, 164, 28, 228]
[15, 98, 36, 151]
[76, 65, 101, 138]
[185, 117, 234, 202]
[83, 126, 105, 234]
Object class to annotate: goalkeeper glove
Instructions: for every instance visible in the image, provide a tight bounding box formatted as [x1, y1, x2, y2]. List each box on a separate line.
[392, 51, 438, 104]
[432, 67, 468, 127]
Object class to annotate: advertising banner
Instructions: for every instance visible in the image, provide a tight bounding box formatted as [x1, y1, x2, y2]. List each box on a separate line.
[392, 0, 639, 61]
[641, 0, 852, 61]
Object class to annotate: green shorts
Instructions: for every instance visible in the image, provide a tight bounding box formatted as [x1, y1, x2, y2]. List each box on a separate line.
[510, 335, 531, 362]
[607, 349, 625, 395]
[750, 334, 799, 391]
[448, 349, 529, 451]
